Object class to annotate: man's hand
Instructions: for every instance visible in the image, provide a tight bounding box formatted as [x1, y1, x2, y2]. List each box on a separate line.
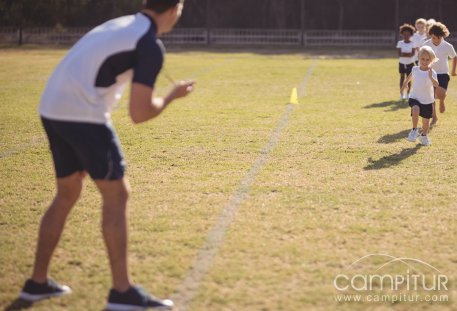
[129, 80, 196, 124]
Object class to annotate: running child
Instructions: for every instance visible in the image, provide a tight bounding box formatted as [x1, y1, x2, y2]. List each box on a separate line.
[412, 18, 428, 64]
[397, 24, 417, 100]
[424, 22, 457, 124]
[402, 46, 439, 146]
[425, 19, 436, 40]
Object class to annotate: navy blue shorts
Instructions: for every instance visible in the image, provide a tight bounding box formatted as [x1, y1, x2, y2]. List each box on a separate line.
[41, 117, 125, 180]
[399, 63, 414, 74]
[409, 98, 433, 119]
[437, 73, 450, 90]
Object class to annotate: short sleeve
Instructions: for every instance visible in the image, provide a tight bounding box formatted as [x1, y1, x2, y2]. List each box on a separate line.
[396, 41, 401, 49]
[133, 35, 164, 88]
[449, 43, 457, 58]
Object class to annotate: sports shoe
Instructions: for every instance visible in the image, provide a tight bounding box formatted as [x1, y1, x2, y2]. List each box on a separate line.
[407, 128, 419, 142]
[419, 135, 431, 146]
[106, 285, 174, 310]
[19, 279, 71, 302]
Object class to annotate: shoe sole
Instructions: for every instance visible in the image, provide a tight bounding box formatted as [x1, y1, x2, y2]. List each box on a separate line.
[19, 286, 72, 302]
[105, 302, 174, 311]
[406, 137, 417, 142]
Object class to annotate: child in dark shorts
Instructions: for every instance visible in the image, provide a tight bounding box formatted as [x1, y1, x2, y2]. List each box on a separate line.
[401, 46, 439, 146]
[397, 24, 417, 100]
[423, 22, 457, 124]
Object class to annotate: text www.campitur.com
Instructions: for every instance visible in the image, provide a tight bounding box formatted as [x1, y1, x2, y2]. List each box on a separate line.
[334, 294, 449, 303]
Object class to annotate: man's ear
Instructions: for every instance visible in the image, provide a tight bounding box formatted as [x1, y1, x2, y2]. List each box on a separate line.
[169, 4, 180, 16]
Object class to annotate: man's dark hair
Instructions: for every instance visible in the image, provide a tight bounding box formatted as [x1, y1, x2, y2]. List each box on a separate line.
[429, 22, 450, 38]
[399, 23, 415, 35]
[144, 0, 181, 13]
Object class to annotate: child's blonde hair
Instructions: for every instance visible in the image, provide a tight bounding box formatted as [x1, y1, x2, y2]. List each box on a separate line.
[415, 18, 426, 26]
[426, 18, 436, 30]
[418, 46, 438, 63]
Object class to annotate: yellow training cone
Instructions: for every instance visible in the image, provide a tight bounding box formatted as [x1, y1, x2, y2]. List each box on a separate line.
[290, 87, 299, 105]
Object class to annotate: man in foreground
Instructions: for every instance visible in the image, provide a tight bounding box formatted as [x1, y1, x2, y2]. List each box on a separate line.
[20, 0, 193, 309]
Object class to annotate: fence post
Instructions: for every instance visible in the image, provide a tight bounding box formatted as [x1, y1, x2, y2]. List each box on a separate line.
[206, 0, 211, 45]
[394, 0, 399, 42]
[18, 26, 23, 46]
[300, 0, 305, 47]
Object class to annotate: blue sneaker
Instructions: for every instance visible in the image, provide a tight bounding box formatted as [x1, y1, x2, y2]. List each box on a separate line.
[106, 285, 174, 310]
[19, 279, 71, 301]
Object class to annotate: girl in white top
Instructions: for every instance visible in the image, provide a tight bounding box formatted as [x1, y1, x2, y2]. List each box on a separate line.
[401, 46, 439, 146]
[397, 24, 417, 99]
[411, 18, 428, 63]
[425, 19, 436, 40]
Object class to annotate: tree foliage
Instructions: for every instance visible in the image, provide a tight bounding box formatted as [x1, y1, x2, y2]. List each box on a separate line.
[0, 0, 142, 27]
[0, 0, 456, 30]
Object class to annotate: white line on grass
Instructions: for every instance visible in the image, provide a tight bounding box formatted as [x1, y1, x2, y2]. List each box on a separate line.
[0, 136, 45, 159]
[172, 59, 318, 311]
[298, 59, 318, 98]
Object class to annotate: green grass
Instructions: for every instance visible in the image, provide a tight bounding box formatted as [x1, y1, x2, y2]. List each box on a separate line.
[0, 48, 456, 311]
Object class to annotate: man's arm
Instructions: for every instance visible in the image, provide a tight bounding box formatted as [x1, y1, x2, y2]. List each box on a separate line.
[129, 81, 195, 124]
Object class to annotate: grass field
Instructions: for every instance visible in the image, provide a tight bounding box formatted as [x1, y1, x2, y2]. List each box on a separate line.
[0, 47, 456, 311]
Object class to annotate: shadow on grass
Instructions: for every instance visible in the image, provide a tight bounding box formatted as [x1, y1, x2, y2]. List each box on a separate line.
[3, 299, 33, 311]
[365, 145, 422, 170]
[364, 100, 407, 112]
[379, 124, 436, 144]
[377, 129, 410, 144]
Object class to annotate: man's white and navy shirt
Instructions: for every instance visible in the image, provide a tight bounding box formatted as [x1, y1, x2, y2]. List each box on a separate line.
[39, 12, 163, 124]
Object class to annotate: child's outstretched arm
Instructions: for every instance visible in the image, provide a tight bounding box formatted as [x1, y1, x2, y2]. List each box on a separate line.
[400, 73, 413, 93]
[451, 57, 456, 76]
[428, 69, 439, 87]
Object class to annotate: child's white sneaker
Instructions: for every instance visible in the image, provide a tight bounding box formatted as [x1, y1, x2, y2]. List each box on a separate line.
[419, 135, 431, 146]
[407, 129, 419, 142]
